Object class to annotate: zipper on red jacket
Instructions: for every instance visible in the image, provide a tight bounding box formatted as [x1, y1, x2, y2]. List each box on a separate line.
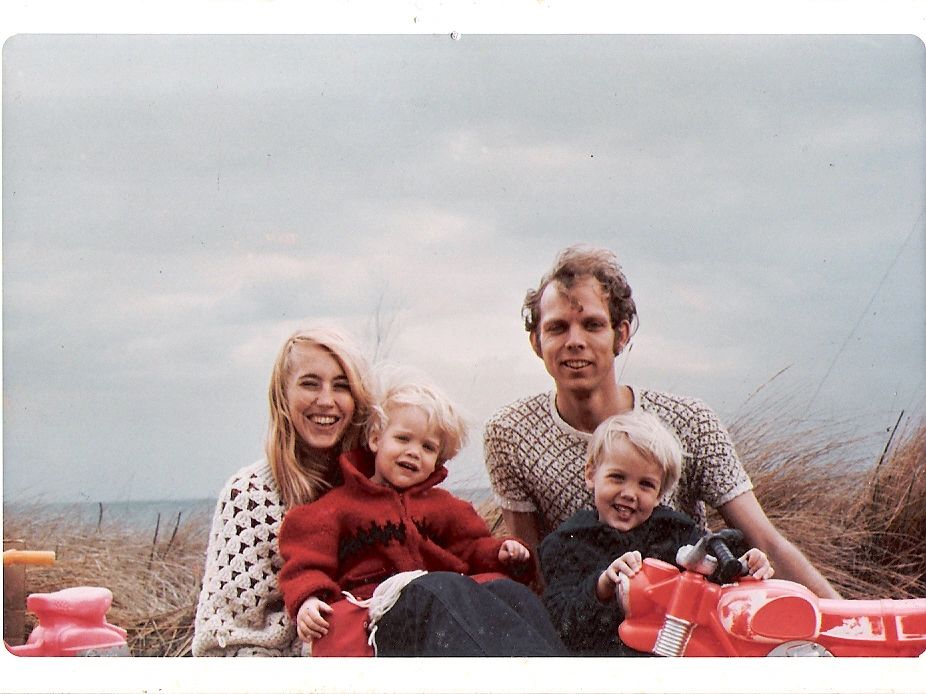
[396, 489, 424, 560]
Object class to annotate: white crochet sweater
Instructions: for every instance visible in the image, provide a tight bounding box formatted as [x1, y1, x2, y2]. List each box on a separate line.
[192, 460, 308, 657]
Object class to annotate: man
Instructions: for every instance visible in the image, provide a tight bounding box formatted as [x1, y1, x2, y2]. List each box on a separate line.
[484, 245, 839, 598]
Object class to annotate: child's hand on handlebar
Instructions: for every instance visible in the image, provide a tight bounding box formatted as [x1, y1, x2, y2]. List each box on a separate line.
[296, 596, 333, 643]
[596, 550, 642, 603]
[741, 548, 774, 580]
[498, 539, 531, 564]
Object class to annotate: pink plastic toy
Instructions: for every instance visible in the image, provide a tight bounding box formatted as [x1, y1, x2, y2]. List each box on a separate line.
[6, 586, 129, 657]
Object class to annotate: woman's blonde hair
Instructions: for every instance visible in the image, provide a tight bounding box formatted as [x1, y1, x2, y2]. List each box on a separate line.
[266, 326, 373, 508]
[586, 410, 684, 499]
[366, 377, 469, 465]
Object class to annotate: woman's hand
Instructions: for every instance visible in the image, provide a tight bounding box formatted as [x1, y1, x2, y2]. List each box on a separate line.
[596, 550, 642, 602]
[498, 539, 531, 564]
[741, 548, 774, 580]
[296, 596, 333, 643]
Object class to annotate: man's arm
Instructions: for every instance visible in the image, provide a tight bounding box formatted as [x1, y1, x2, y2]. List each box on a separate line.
[718, 492, 841, 599]
[502, 509, 542, 553]
[501, 509, 544, 590]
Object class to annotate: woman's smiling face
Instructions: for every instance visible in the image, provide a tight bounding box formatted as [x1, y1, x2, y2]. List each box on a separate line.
[284, 342, 356, 453]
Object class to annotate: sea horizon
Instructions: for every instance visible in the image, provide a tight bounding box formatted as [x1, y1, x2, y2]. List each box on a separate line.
[3, 484, 496, 531]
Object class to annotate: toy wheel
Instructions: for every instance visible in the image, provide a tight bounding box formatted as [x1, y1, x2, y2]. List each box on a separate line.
[766, 640, 833, 657]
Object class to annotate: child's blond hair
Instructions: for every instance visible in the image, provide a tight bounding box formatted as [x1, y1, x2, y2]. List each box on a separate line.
[586, 410, 684, 498]
[366, 378, 469, 465]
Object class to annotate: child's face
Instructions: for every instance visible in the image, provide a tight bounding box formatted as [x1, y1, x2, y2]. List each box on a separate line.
[368, 404, 442, 490]
[585, 436, 663, 532]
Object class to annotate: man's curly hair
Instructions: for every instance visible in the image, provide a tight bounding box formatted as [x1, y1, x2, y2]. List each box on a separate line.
[522, 244, 638, 338]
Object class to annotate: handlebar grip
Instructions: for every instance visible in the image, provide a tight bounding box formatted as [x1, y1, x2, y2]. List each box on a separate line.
[707, 533, 745, 583]
[3, 549, 57, 566]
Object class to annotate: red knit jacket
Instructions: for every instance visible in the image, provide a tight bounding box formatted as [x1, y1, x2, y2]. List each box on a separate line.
[278, 449, 532, 618]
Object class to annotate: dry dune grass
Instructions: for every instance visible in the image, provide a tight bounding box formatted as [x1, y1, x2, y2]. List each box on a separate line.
[726, 404, 869, 595]
[843, 421, 926, 597]
[726, 400, 925, 600]
[4, 412, 924, 656]
[4, 507, 211, 656]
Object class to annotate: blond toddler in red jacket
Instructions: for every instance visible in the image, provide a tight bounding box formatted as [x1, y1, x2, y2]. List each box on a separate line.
[278, 378, 563, 656]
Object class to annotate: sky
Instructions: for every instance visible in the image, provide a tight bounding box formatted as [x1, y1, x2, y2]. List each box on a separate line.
[3, 33, 924, 505]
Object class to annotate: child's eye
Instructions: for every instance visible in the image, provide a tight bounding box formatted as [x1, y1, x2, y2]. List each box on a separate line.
[395, 434, 410, 442]
[333, 380, 351, 391]
[423, 442, 439, 453]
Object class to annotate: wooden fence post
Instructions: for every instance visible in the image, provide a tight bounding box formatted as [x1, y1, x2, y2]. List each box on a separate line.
[3, 539, 27, 646]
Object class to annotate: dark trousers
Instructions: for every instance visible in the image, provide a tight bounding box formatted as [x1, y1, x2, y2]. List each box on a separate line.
[375, 572, 566, 657]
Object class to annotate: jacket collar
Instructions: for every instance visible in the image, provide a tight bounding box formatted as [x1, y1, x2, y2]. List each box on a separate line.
[338, 447, 448, 495]
[560, 504, 691, 534]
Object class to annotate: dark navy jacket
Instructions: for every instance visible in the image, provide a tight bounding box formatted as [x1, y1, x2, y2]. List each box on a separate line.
[539, 505, 706, 656]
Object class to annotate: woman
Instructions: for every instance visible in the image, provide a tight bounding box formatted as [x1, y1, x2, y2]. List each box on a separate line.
[192, 326, 374, 656]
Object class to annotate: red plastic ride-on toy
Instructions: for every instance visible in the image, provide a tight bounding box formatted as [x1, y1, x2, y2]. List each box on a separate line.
[619, 529, 926, 657]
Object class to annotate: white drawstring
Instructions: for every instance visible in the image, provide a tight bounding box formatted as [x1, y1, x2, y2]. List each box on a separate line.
[342, 570, 428, 656]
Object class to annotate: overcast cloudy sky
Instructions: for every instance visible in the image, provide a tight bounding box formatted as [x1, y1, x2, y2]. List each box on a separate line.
[3, 33, 924, 504]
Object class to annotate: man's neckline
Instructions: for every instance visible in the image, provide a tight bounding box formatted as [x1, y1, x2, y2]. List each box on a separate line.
[548, 385, 637, 438]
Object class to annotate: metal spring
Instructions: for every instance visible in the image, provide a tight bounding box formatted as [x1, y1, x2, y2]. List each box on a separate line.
[653, 615, 693, 657]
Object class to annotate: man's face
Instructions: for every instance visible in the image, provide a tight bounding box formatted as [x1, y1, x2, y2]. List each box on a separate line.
[530, 276, 625, 395]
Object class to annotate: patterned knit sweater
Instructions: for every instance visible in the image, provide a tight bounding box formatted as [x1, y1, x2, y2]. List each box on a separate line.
[485, 388, 753, 537]
[279, 449, 530, 618]
[191, 455, 371, 657]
